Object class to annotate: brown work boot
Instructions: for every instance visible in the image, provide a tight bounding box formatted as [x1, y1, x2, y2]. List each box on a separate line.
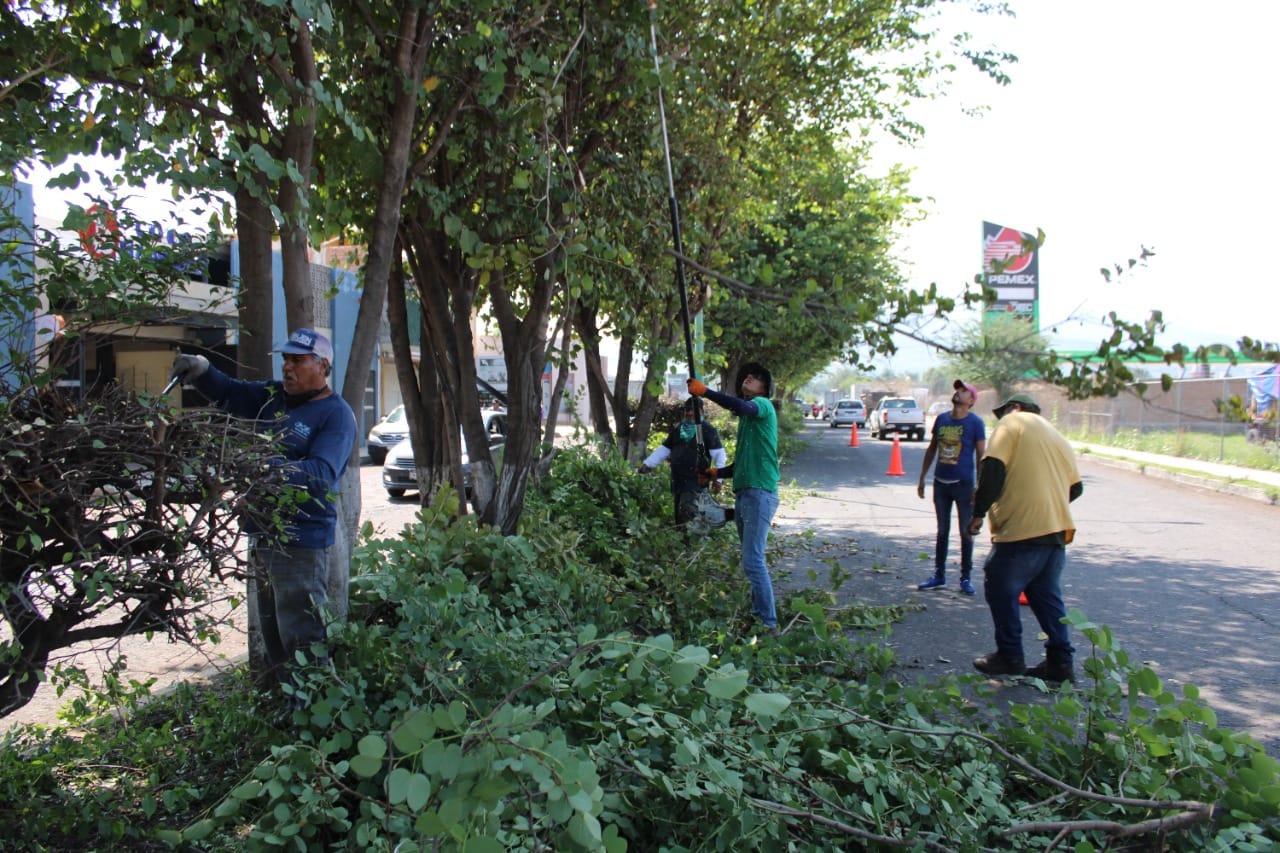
[973, 651, 1026, 676]
[1025, 659, 1075, 684]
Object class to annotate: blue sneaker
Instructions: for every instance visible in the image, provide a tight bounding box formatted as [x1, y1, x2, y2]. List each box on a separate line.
[959, 578, 976, 596]
[917, 575, 946, 591]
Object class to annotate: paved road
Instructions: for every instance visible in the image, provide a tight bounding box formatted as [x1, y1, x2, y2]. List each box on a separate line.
[776, 420, 1280, 756]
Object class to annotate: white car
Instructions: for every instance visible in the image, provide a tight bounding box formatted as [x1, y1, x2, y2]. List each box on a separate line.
[826, 399, 866, 429]
[381, 408, 507, 499]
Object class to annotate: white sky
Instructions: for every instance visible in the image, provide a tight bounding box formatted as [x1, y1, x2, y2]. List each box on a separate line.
[870, 0, 1280, 374]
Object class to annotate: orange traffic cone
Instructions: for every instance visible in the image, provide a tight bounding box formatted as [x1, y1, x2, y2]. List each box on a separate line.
[1019, 591, 1029, 606]
[886, 435, 905, 476]
[848, 421, 860, 447]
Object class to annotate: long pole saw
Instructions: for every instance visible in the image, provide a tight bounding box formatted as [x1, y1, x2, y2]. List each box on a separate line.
[648, 2, 698, 385]
[648, 3, 726, 532]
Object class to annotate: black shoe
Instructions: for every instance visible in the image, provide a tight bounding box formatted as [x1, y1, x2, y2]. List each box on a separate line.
[973, 651, 1026, 676]
[1025, 659, 1075, 684]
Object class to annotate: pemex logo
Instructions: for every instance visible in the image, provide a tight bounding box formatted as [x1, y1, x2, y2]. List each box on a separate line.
[983, 226, 1034, 275]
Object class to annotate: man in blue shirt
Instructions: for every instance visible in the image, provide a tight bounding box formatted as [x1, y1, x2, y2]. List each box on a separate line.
[170, 328, 357, 705]
[916, 379, 986, 594]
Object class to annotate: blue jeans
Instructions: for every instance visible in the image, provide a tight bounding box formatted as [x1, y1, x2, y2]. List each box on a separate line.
[932, 479, 975, 578]
[735, 488, 779, 627]
[981, 541, 1074, 663]
[252, 543, 331, 687]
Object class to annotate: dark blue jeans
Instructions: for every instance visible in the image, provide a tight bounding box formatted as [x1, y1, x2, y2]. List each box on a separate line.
[932, 479, 975, 578]
[981, 541, 1074, 664]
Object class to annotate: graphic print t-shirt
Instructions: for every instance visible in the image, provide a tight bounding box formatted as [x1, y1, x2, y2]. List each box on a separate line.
[932, 412, 985, 483]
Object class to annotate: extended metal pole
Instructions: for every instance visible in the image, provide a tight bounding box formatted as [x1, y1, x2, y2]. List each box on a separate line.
[648, 2, 712, 484]
[648, 2, 697, 383]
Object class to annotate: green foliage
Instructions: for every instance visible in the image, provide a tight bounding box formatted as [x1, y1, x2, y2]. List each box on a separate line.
[943, 313, 1050, 401]
[0, 672, 279, 849]
[707, 136, 927, 387]
[4, 451, 1276, 850]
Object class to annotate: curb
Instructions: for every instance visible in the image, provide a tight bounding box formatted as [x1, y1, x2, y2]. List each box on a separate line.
[1077, 451, 1278, 506]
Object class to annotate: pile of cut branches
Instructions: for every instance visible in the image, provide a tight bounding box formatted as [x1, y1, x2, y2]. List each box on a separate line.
[0, 382, 288, 716]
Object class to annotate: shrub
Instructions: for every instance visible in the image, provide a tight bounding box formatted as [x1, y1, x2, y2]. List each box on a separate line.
[2, 453, 1276, 850]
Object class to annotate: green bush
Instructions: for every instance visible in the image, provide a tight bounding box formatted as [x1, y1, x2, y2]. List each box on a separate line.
[2, 452, 1276, 850]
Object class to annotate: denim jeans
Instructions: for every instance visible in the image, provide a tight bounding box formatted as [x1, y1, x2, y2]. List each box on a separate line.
[252, 543, 331, 688]
[932, 479, 975, 578]
[735, 488, 779, 627]
[981, 541, 1074, 663]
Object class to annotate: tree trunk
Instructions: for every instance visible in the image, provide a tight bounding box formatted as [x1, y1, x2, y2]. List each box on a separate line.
[332, 9, 435, 602]
[232, 186, 276, 674]
[487, 256, 556, 535]
[573, 302, 615, 445]
[234, 187, 275, 381]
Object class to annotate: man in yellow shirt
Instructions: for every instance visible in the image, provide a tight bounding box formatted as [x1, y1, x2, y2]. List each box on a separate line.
[967, 393, 1083, 683]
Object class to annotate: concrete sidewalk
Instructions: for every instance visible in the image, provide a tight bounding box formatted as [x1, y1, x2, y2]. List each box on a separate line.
[1072, 441, 1280, 505]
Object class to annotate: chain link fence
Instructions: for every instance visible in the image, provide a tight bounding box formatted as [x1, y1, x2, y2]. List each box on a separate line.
[971, 374, 1280, 464]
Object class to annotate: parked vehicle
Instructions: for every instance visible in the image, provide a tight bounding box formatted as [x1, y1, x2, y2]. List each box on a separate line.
[382, 407, 507, 498]
[826, 399, 866, 429]
[927, 401, 951, 418]
[369, 405, 506, 466]
[868, 397, 925, 440]
[366, 404, 407, 465]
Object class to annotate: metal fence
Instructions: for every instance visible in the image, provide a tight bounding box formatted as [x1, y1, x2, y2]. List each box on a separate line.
[970, 374, 1279, 463]
[1049, 376, 1256, 437]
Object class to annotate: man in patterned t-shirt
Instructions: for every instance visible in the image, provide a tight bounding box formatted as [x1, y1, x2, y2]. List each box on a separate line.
[916, 380, 987, 594]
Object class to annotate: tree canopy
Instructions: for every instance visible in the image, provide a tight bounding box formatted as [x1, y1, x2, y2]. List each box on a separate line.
[3, 0, 1027, 529]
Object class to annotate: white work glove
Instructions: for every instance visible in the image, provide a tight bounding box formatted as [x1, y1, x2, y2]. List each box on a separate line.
[169, 354, 210, 384]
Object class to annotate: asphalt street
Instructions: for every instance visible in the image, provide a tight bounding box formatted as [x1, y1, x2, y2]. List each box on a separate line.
[775, 418, 1280, 756]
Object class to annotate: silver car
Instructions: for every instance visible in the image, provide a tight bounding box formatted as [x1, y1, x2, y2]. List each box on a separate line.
[826, 399, 866, 429]
[382, 408, 507, 499]
[365, 404, 407, 465]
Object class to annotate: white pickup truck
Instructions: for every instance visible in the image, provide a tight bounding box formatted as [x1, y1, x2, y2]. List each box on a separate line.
[868, 397, 926, 441]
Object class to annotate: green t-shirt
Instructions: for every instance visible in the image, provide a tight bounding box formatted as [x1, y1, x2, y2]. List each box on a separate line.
[733, 398, 779, 492]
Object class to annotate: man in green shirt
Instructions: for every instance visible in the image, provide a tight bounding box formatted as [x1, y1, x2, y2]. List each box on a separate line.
[688, 362, 781, 634]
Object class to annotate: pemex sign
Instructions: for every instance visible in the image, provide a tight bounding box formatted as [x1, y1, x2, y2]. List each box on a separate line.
[982, 221, 1040, 329]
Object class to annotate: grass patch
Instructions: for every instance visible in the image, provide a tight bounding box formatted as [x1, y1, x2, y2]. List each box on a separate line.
[1066, 427, 1280, 473]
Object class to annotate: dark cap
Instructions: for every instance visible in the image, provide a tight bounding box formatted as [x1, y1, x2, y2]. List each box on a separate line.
[684, 396, 703, 412]
[993, 391, 1040, 417]
[735, 361, 773, 397]
[274, 328, 334, 362]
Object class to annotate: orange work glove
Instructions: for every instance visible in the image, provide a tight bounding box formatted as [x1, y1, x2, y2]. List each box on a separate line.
[697, 466, 716, 486]
[687, 378, 708, 397]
